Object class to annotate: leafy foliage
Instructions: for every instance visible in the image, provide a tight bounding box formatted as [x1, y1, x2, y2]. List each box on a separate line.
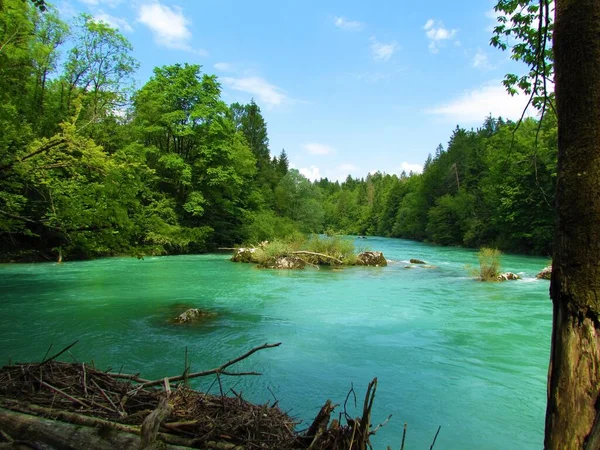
[490, 0, 554, 112]
[0, 0, 558, 261]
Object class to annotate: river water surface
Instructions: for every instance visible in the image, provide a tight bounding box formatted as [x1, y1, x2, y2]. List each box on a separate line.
[0, 237, 551, 449]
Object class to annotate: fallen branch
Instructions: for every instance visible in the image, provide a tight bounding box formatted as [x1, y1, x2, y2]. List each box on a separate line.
[33, 376, 91, 410]
[139, 342, 281, 388]
[292, 251, 343, 265]
[107, 372, 150, 383]
[429, 425, 441, 450]
[40, 340, 79, 366]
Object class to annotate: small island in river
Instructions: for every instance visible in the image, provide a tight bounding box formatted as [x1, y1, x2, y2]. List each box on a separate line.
[229, 235, 387, 269]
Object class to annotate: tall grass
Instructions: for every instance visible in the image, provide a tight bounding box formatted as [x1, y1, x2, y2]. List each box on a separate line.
[475, 247, 502, 281]
[305, 234, 356, 264]
[253, 234, 358, 266]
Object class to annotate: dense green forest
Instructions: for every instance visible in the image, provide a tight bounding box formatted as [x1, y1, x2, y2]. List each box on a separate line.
[0, 1, 556, 261]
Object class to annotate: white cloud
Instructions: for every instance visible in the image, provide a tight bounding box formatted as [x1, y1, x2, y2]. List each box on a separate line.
[425, 81, 534, 123]
[370, 37, 399, 62]
[424, 19, 458, 53]
[79, 0, 121, 7]
[220, 77, 287, 108]
[137, 1, 206, 54]
[334, 16, 364, 31]
[57, 1, 78, 19]
[304, 143, 336, 156]
[399, 162, 423, 174]
[339, 163, 359, 172]
[93, 11, 133, 32]
[214, 62, 234, 72]
[299, 166, 321, 181]
[326, 164, 361, 182]
[472, 49, 491, 70]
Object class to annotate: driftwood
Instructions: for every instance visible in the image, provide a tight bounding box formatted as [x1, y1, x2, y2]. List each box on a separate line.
[292, 251, 343, 265]
[0, 341, 394, 449]
[139, 397, 173, 449]
[0, 407, 192, 450]
[139, 342, 280, 388]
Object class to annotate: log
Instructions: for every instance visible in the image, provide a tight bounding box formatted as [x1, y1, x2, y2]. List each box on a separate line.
[0, 408, 192, 450]
[0, 400, 192, 448]
[292, 251, 343, 265]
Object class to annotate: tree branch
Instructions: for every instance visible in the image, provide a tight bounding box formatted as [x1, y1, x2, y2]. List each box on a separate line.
[139, 342, 281, 389]
[0, 138, 67, 174]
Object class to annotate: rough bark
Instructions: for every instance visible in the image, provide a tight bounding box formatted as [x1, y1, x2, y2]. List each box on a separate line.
[546, 1, 600, 449]
[0, 408, 191, 450]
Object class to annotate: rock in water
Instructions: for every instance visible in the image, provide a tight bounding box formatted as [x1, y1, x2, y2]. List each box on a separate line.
[410, 258, 426, 264]
[356, 251, 387, 267]
[497, 272, 521, 281]
[537, 266, 552, 280]
[173, 308, 214, 323]
[231, 247, 258, 263]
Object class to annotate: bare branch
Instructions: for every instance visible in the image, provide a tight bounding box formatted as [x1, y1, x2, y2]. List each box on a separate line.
[139, 342, 281, 388]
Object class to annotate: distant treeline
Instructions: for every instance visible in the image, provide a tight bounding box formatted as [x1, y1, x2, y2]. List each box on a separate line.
[0, 0, 556, 260]
[317, 115, 556, 255]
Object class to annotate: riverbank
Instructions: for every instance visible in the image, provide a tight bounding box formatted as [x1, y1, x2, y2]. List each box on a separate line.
[0, 344, 386, 450]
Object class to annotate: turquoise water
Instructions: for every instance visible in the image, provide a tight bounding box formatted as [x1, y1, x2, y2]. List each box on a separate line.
[0, 237, 551, 449]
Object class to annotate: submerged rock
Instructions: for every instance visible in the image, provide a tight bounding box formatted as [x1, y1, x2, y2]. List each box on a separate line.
[537, 266, 552, 280]
[173, 308, 216, 324]
[231, 247, 258, 263]
[356, 251, 387, 267]
[497, 272, 521, 281]
[409, 258, 426, 264]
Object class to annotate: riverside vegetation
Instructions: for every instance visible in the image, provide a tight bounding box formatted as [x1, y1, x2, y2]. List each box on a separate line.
[230, 234, 387, 269]
[0, 0, 556, 263]
[3, 0, 599, 449]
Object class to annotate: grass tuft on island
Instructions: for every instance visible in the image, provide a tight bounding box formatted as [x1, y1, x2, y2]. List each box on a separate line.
[231, 235, 387, 268]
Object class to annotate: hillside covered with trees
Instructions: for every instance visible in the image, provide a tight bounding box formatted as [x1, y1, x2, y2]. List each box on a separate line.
[0, 0, 556, 261]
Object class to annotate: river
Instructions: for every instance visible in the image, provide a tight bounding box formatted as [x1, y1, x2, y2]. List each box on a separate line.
[0, 237, 551, 449]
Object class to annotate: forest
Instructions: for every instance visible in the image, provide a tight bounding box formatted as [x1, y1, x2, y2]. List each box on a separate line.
[0, 0, 557, 261]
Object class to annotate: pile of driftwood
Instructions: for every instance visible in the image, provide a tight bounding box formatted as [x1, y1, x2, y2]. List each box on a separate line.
[0, 342, 394, 450]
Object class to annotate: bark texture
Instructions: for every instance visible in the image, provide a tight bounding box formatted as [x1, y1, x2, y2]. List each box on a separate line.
[0, 408, 190, 450]
[546, 1, 600, 449]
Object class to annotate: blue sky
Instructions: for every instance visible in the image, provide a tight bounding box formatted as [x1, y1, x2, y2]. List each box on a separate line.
[58, 0, 532, 181]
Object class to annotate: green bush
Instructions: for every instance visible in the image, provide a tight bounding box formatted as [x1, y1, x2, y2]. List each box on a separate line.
[242, 210, 301, 244]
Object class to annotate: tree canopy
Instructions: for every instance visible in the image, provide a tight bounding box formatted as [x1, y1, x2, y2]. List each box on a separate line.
[0, 0, 559, 262]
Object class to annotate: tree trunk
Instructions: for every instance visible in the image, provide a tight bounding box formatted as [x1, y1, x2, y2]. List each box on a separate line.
[545, 1, 600, 449]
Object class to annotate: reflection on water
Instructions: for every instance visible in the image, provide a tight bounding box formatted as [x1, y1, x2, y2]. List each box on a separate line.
[0, 237, 551, 450]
